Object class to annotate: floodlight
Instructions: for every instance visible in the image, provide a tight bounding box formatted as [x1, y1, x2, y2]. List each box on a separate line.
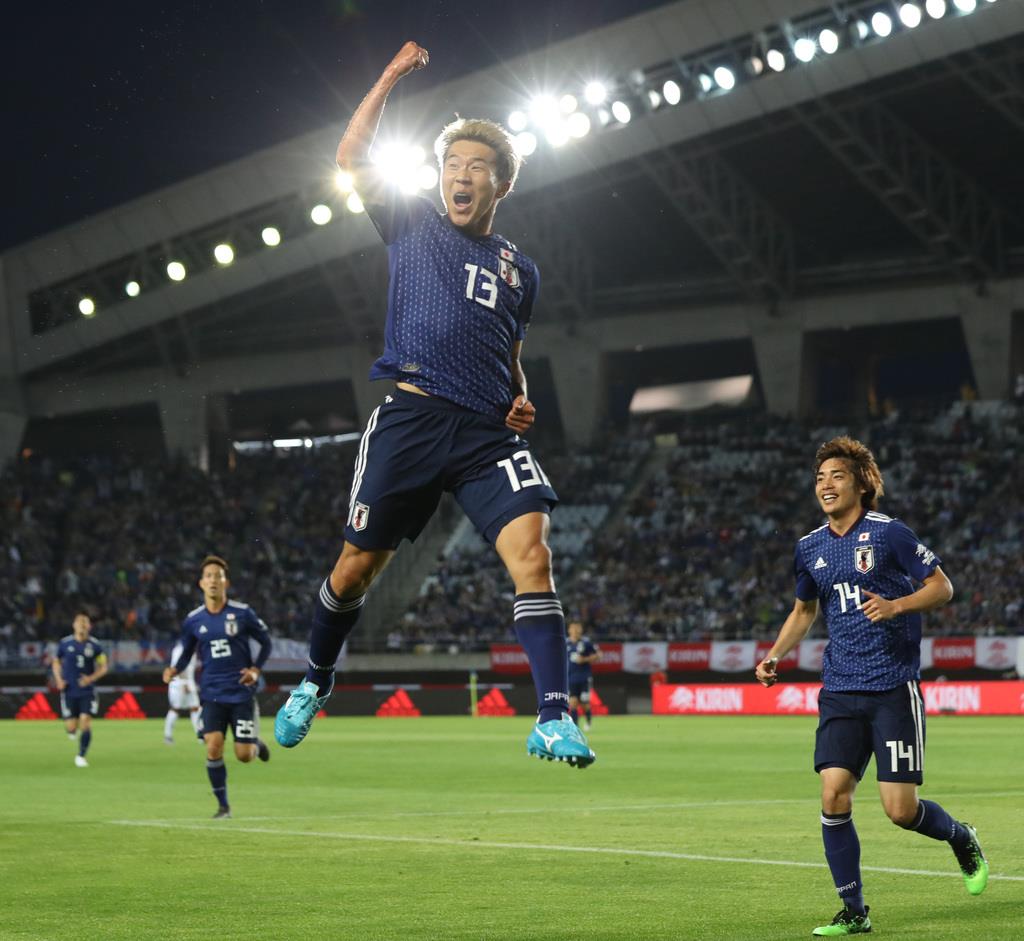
[567, 111, 591, 138]
[559, 94, 577, 114]
[647, 89, 662, 108]
[335, 170, 354, 193]
[610, 100, 631, 123]
[698, 73, 713, 93]
[125, 281, 140, 297]
[819, 29, 839, 54]
[529, 95, 560, 129]
[213, 243, 234, 264]
[899, 3, 923, 26]
[310, 204, 332, 225]
[78, 297, 95, 317]
[663, 80, 682, 104]
[417, 164, 439, 189]
[261, 227, 281, 247]
[546, 122, 569, 147]
[766, 49, 786, 72]
[871, 11, 893, 36]
[953, 0, 977, 11]
[508, 110, 528, 132]
[513, 131, 537, 156]
[346, 192, 364, 214]
[926, 0, 947, 16]
[584, 81, 607, 105]
[793, 38, 816, 62]
[166, 261, 186, 281]
[713, 66, 735, 90]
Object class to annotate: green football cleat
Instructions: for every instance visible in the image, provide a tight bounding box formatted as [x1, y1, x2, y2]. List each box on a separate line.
[953, 823, 989, 896]
[274, 678, 332, 748]
[812, 906, 871, 936]
[526, 713, 596, 768]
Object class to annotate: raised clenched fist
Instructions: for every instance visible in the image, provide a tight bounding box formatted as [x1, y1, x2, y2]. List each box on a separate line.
[389, 41, 429, 79]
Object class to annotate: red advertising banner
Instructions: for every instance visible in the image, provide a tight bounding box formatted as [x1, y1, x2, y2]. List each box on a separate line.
[490, 644, 531, 674]
[593, 642, 623, 673]
[652, 681, 1024, 716]
[932, 638, 976, 670]
[668, 643, 711, 671]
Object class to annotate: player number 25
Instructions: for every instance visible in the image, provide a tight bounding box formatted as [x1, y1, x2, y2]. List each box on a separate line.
[210, 638, 231, 658]
[497, 451, 551, 492]
[464, 263, 498, 310]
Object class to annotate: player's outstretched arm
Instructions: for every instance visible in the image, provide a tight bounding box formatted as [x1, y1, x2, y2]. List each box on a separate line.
[336, 41, 428, 200]
[755, 597, 818, 686]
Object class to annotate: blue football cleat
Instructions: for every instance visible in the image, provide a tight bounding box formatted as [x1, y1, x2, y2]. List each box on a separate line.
[274, 678, 332, 748]
[526, 713, 596, 768]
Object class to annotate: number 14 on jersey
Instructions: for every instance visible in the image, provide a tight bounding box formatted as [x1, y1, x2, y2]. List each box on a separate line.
[833, 581, 862, 613]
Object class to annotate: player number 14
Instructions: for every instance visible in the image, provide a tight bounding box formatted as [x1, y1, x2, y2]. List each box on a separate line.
[832, 581, 862, 613]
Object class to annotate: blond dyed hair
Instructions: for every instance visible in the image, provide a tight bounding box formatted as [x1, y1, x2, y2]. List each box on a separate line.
[434, 118, 522, 189]
[814, 436, 885, 510]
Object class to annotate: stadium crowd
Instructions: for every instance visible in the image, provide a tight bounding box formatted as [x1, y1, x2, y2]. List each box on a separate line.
[1, 400, 1021, 660]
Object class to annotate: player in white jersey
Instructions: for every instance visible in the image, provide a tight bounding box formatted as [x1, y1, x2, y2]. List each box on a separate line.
[164, 639, 201, 744]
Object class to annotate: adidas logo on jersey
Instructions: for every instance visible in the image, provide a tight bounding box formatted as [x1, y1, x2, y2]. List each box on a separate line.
[199, 625, 208, 634]
[814, 557, 828, 569]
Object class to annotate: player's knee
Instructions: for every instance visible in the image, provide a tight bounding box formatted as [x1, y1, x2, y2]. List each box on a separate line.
[512, 541, 552, 581]
[821, 789, 852, 815]
[331, 552, 383, 596]
[886, 802, 919, 828]
[236, 749, 254, 763]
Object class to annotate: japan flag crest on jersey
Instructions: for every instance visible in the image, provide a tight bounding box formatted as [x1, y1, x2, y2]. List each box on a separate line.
[352, 502, 370, 532]
[855, 545, 874, 573]
[498, 258, 520, 288]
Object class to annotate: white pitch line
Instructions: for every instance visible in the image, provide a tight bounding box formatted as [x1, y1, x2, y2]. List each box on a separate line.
[109, 820, 1024, 883]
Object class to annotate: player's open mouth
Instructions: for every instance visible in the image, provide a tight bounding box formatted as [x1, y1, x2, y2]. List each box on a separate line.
[452, 192, 472, 207]
[822, 494, 837, 503]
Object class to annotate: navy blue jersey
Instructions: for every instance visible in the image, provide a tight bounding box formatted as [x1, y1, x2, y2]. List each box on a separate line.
[55, 636, 106, 691]
[362, 193, 540, 423]
[567, 636, 599, 684]
[175, 600, 272, 705]
[794, 510, 941, 692]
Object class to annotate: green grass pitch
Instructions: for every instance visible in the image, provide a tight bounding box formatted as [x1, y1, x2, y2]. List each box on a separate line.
[1, 715, 1020, 940]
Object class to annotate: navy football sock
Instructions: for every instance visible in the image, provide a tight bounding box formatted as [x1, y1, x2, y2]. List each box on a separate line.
[821, 811, 865, 914]
[206, 758, 228, 808]
[305, 578, 365, 695]
[513, 592, 569, 724]
[78, 729, 92, 757]
[906, 799, 968, 846]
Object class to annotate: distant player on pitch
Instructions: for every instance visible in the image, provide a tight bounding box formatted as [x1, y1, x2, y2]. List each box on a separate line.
[163, 637, 201, 744]
[164, 556, 272, 818]
[566, 620, 600, 729]
[274, 41, 593, 768]
[53, 612, 107, 768]
[756, 436, 987, 936]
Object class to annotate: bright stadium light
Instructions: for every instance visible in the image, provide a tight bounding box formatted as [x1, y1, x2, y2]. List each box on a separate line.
[855, 20, 871, 39]
[597, 108, 611, 126]
[584, 81, 607, 105]
[567, 111, 591, 138]
[610, 100, 631, 124]
[663, 79, 682, 104]
[78, 297, 95, 317]
[953, 0, 977, 11]
[819, 29, 840, 54]
[335, 170, 354, 193]
[871, 11, 893, 36]
[346, 192, 365, 214]
[416, 164, 439, 189]
[513, 131, 537, 156]
[647, 89, 662, 108]
[559, 93, 578, 114]
[529, 95, 560, 129]
[213, 243, 235, 265]
[310, 204, 332, 225]
[713, 66, 735, 90]
[793, 37, 816, 62]
[261, 227, 281, 247]
[698, 73, 713, 93]
[545, 122, 569, 148]
[766, 49, 787, 72]
[899, 3, 924, 26]
[125, 280, 140, 297]
[166, 261, 186, 282]
[746, 56, 765, 76]
[507, 110, 528, 132]
[926, 0, 947, 16]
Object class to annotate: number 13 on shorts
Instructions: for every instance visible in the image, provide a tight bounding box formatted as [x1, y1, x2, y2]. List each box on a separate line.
[497, 450, 551, 492]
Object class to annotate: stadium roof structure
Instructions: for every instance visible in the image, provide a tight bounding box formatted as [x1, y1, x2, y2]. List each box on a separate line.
[2, 0, 1023, 441]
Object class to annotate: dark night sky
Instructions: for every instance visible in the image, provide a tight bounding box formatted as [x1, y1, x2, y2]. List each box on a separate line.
[4, 1, 665, 252]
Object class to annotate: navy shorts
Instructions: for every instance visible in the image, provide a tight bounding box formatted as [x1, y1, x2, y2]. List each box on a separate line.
[344, 390, 558, 549]
[568, 677, 592, 701]
[61, 688, 99, 718]
[200, 700, 258, 743]
[814, 682, 926, 784]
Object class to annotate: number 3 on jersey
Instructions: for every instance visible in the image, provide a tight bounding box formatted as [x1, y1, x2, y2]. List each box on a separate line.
[464, 263, 498, 309]
[498, 450, 551, 492]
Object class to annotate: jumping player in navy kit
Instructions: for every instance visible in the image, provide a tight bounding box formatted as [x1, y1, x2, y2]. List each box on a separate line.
[52, 612, 107, 768]
[275, 41, 593, 768]
[755, 437, 987, 935]
[164, 556, 272, 818]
